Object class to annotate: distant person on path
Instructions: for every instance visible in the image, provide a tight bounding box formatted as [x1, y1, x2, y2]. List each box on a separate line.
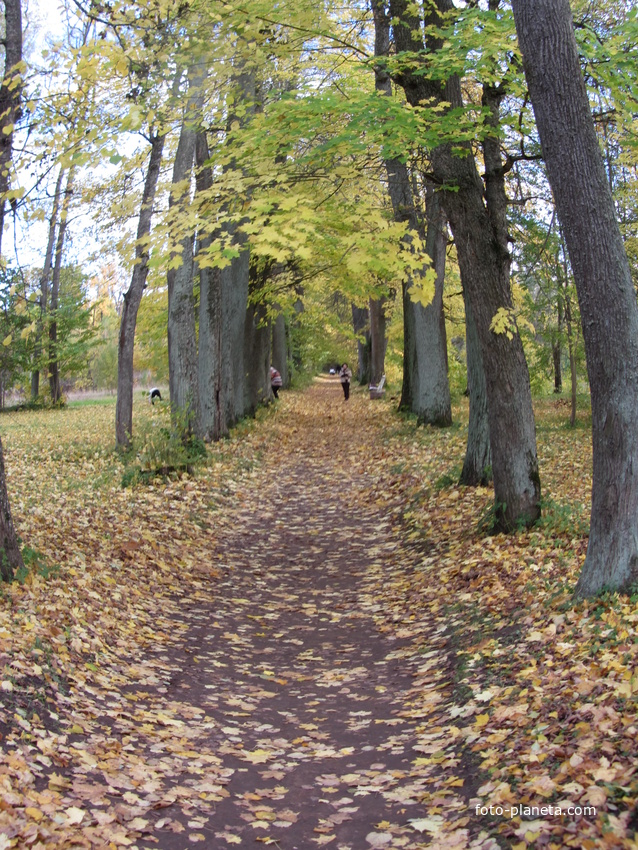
[270, 366, 283, 399]
[339, 363, 352, 400]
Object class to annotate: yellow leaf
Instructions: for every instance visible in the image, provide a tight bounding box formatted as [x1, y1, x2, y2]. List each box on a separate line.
[475, 714, 490, 727]
[25, 807, 44, 822]
[242, 749, 271, 764]
[490, 306, 518, 340]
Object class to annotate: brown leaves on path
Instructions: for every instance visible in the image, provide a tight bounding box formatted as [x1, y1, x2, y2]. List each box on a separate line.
[0, 384, 636, 848]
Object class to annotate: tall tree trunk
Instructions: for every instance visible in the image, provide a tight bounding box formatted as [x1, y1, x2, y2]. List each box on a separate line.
[512, 0, 638, 594]
[460, 287, 492, 485]
[195, 130, 218, 439]
[197, 58, 255, 439]
[271, 310, 289, 387]
[553, 277, 563, 395]
[0, 437, 21, 582]
[0, 0, 23, 578]
[243, 300, 270, 413]
[0, 0, 23, 248]
[351, 304, 371, 384]
[48, 167, 75, 404]
[115, 132, 165, 448]
[167, 110, 199, 434]
[390, 0, 540, 529]
[198, 220, 249, 440]
[32, 167, 64, 400]
[552, 342, 562, 394]
[409, 189, 452, 425]
[566, 299, 577, 428]
[369, 295, 387, 386]
[371, 0, 451, 425]
[559, 241, 578, 427]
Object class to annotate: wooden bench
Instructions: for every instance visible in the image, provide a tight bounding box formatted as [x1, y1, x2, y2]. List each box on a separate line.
[369, 374, 386, 399]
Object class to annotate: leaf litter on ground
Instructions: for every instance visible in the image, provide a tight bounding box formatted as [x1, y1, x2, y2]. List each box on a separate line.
[0, 382, 636, 849]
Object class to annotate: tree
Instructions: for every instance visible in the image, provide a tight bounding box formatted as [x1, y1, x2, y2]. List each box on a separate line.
[197, 60, 255, 440]
[0, 0, 22, 242]
[30, 167, 64, 400]
[371, 0, 451, 427]
[0, 0, 23, 579]
[512, 0, 638, 595]
[388, 0, 540, 529]
[166, 73, 201, 437]
[459, 287, 492, 486]
[368, 293, 388, 387]
[115, 130, 166, 447]
[271, 308, 290, 387]
[351, 303, 371, 384]
[399, 188, 452, 427]
[47, 166, 75, 403]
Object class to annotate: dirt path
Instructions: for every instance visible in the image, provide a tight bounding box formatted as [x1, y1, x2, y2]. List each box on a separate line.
[16, 381, 487, 849]
[131, 387, 433, 849]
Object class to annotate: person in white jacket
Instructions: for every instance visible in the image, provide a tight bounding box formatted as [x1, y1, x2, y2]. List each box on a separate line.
[339, 363, 352, 400]
[270, 366, 283, 399]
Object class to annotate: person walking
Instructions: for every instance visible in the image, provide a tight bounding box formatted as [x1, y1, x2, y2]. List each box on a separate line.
[339, 363, 352, 400]
[270, 366, 283, 399]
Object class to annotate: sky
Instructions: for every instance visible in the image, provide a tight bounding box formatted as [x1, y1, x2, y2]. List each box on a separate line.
[27, 0, 66, 49]
[10, 1, 108, 276]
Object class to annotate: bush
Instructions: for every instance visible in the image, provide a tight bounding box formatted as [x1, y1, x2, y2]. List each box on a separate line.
[121, 407, 207, 486]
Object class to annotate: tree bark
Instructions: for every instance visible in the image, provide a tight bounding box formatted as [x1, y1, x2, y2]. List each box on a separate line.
[553, 278, 563, 395]
[390, 0, 540, 529]
[198, 64, 254, 438]
[0, 437, 21, 581]
[243, 300, 270, 413]
[0, 0, 23, 252]
[198, 231, 249, 439]
[566, 296, 577, 428]
[552, 342, 562, 394]
[195, 130, 218, 439]
[48, 167, 75, 404]
[0, 0, 23, 578]
[369, 295, 387, 386]
[351, 304, 371, 384]
[512, 0, 638, 594]
[560, 244, 578, 428]
[409, 188, 452, 426]
[271, 310, 289, 387]
[115, 132, 165, 448]
[167, 113, 199, 434]
[32, 167, 64, 400]
[460, 287, 492, 485]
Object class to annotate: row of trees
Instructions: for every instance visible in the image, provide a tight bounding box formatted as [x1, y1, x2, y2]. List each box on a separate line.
[0, 264, 100, 406]
[0, 0, 637, 595]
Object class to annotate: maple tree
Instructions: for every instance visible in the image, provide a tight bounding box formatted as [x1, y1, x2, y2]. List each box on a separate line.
[512, 0, 638, 596]
[385, 0, 541, 531]
[0, 0, 23, 578]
